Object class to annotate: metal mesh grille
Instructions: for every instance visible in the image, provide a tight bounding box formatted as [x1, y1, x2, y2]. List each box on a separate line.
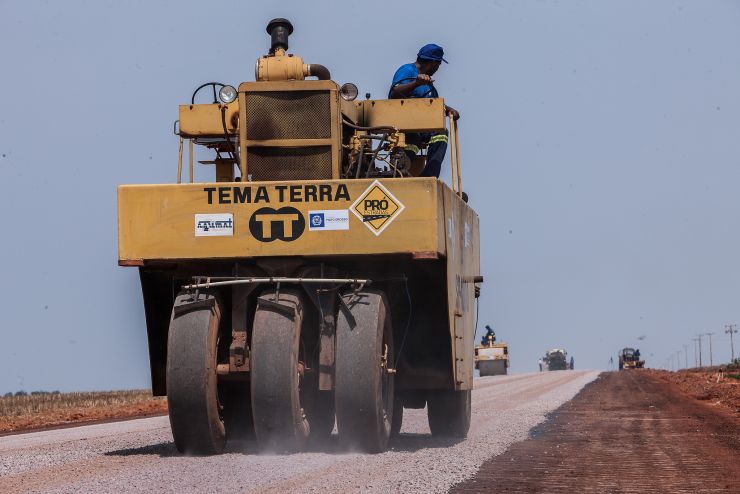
[245, 91, 331, 140]
[247, 146, 332, 181]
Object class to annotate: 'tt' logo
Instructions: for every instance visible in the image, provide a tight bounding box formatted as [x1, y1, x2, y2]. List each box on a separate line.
[249, 207, 305, 242]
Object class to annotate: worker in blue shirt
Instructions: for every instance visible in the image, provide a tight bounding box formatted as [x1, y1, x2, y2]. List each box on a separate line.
[481, 325, 496, 346]
[389, 44, 459, 178]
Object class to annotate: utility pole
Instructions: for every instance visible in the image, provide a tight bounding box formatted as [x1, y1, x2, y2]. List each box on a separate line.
[683, 344, 688, 368]
[696, 334, 703, 367]
[692, 338, 699, 367]
[676, 350, 682, 370]
[706, 332, 715, 366]
[726, 324, 738, 362]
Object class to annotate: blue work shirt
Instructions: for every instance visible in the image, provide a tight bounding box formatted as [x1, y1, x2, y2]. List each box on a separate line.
[388, 63, 439, 99]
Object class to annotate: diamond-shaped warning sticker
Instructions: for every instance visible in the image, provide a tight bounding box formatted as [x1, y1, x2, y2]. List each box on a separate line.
[350, 180, 405, 236]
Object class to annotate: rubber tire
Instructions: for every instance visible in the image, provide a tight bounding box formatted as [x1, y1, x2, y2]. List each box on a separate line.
[250, 289, 310, 453]
[479, 360, 508, 376]
[427, 389, 471, 438]
[335, 289, 394, 453]
[166, 291, 226, 455]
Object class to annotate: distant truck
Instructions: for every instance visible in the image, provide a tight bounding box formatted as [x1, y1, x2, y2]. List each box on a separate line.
[475, 342, 509, 376]
[618, 348, 645, 370]
[539, 349, 573, 371]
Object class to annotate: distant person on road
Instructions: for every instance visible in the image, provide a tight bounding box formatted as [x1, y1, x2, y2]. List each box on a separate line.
[570, 356, 575, 370]
[481, 325, 496, 346]
[388, 44, 459, 178]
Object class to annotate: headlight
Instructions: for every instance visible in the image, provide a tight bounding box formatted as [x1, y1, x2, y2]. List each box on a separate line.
[340, 82, 358, 101]
[218, 85, 237, 104]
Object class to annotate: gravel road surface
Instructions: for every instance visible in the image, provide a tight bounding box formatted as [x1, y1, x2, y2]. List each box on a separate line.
[0, 370, 598, 494]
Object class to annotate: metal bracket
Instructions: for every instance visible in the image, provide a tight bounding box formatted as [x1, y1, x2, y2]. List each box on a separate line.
[337, 293, 357, 329]
[173, 297, 215, 317]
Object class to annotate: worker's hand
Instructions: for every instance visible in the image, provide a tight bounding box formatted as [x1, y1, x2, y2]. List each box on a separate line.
[415, 73, 434, 86]
[446, 106, 460, 121]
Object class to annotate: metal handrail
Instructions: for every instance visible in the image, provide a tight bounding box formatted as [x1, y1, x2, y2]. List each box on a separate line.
[448, 112, 463, 197]
[182, 276, 372, 290]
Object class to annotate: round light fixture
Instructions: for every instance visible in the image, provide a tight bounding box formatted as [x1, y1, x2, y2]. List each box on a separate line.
[340, 82, 359, 101]
[218, 85, 237, 104]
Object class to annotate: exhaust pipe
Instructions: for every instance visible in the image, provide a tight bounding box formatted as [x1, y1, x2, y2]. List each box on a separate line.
[307, 64, 331, 80]
[266, 18, 293, 54]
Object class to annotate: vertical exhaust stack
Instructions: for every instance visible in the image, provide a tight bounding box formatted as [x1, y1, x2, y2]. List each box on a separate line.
[267, 18, 293, 55]
[256, 18, 331, 82]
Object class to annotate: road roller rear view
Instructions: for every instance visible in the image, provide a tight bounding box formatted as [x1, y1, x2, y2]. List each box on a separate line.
[117, 18, 482, 455]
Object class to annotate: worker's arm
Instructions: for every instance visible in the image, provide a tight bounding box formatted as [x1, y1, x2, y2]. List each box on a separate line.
[390, 73, 433, 98]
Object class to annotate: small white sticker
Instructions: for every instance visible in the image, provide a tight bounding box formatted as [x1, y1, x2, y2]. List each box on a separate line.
[195, 213, 234, 237]
[308, 210, 350, 231]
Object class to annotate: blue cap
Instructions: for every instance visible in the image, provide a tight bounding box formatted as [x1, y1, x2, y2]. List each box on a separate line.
[417, 44, 448, 64]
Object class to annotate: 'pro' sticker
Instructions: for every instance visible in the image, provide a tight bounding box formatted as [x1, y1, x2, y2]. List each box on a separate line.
[350, 180, 405, 236]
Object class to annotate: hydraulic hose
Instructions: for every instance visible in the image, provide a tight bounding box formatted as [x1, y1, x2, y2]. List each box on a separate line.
[342, 118, 396, 133]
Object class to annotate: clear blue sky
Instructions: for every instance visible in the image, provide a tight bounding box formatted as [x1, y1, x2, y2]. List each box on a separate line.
[1, 0, 739, 393]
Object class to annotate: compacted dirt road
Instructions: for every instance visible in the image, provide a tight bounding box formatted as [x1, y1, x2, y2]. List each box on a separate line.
[0, 371, 597, 494]
[453, 370, 740, 493]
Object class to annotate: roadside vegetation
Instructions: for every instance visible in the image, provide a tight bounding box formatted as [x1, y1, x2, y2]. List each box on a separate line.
[0, 390, 166, 433]
[1, 390, 157, 416]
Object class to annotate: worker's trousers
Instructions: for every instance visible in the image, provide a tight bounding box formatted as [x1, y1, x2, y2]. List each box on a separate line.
[405, 131, 449, 178]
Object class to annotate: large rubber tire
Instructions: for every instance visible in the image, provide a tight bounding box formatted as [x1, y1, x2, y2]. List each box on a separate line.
[479, 360, 507, 376]
[427, 389, 472, 438]
[335, 289, 394, 453]
[250, 289, 310, 453]
[166, 291, 226, 455]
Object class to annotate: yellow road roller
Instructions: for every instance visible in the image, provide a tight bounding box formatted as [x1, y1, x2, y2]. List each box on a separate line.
[475, 342, 509, 376]
[118, 18, 482, 454]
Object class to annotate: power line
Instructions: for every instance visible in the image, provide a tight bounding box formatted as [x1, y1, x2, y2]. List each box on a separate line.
[726, 324, 737, 362]
[705, 332, 715, 366]
[696, 334, 703, 367]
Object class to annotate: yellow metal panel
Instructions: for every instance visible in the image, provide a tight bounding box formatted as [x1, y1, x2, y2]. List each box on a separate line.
[179, 104, 238, 137]
[238, 80, 339, 93]
[362, 98, 446, 132]
[442, 187, 481, 390]
[340, 99, 362, 123]
[118, 178, 443, 261]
